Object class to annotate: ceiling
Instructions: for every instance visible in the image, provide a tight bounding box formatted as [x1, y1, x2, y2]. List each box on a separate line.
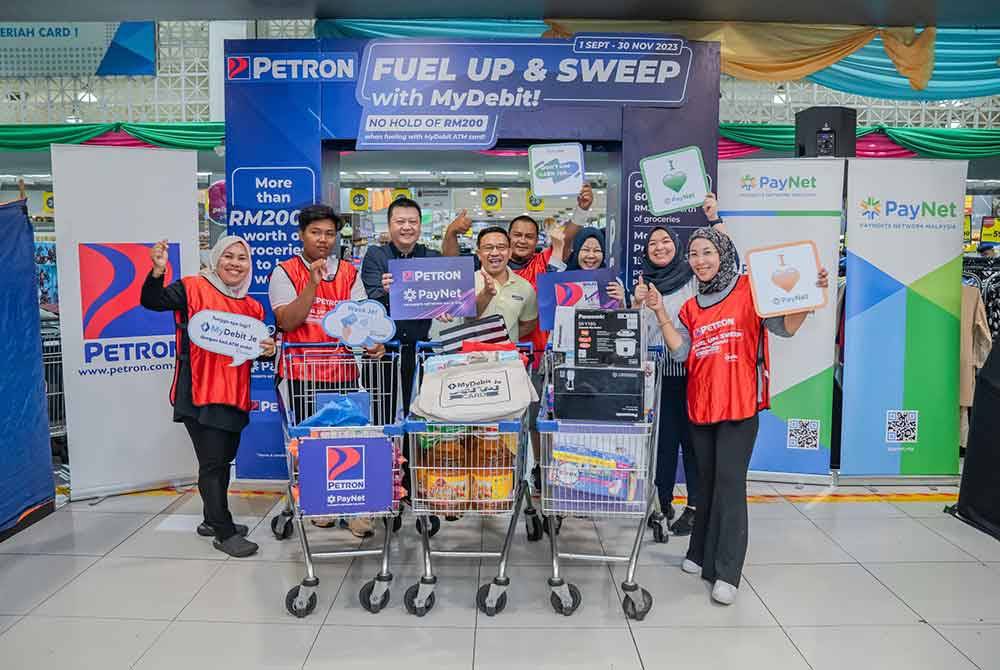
[2, 0, 998, 26]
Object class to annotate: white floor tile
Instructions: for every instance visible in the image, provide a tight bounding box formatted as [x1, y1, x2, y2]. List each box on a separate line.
[794, 501, 908, 519]
[771, 483, 841, 497]
[613, 565, 777, 628]
[475, 626, 642, 670]
[109, 514, 262, 560]
[0, 510, 152, 556]
[786, 624, 978, 670]
[746, 518, 854, 565]
[748, 499, 808, 521]
[634, 626, 811, 670]
[743, 564, 918, 626]
[35, 556, 221, 620]
[935, 625, 1000, 670]
[307, 625, 474, 669]
[594, 518, 691, 566]
[0, 616, 19, 636]
[746, 482, 781, 496]
[813, 517, 978, 563]
[369, 514, 483, 566]
[326, 559, 479, 627]
[245, 514, 364, 562]
[484, 515, 602, 566]
[867, 563, 1000, 624]
[65, 491, 181, 515]
[919, 517, 1000, 562]
[168, 490, 280, 518]
[892, 501, 955, 518]
[0, 554, 98, 614]
[179, 559, 349, 624]
[867, 486, 958, 495]
[135, 621, 318, 670]
[0, 616, 166, 670]
[476, 565, 626, 628]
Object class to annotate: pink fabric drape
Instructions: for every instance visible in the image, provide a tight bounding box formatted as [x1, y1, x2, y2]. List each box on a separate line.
[718, 137, 762, 159]
[855, 130, 917, 158]
[82, 129, 157, 148]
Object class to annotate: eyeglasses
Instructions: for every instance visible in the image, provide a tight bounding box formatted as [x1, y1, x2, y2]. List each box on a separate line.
[479, 244, 510, 253]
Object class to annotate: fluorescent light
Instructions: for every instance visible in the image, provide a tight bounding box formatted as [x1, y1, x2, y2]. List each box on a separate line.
[441, 171, 475, 175]
[469, 190, 479, 195]
[485, 171, 519, 176]
[356, 171, 392, 175]
[400, 171, 432, 175]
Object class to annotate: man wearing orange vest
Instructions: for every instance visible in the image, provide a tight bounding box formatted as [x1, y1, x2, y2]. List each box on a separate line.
[268, 204, 383, 537]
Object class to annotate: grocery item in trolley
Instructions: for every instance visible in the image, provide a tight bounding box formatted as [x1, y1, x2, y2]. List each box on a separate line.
[436, 314, 510, 353]
[547, 434, 641, 503]
[418, 431, 469, 511]
[410, 358, 537, 423]
[468, 432, 515, 511]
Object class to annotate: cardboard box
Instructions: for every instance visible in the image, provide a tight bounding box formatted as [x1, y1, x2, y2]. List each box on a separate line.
[553, 365, 644, 422]
[574, 309, 643, 369]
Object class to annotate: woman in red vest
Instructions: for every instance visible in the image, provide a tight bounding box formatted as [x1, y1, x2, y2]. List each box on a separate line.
[645, 227, 828, 605]
[141, 235, 274, 558]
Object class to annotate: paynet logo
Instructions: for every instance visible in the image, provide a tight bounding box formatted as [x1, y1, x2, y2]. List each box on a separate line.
[226, 53, 356, 81]
[78, 242, 179, 365]
[741, 174, 817, 192]
[859, 196, 958, 221]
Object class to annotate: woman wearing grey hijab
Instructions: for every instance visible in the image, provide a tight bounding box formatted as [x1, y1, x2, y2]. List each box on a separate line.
[141, 235, 275, 558]
[641, 223, 828, 606]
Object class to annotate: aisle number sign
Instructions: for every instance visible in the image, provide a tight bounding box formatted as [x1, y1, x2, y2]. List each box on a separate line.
[392, 188, 412, 201]
[350, 188, 369, 211]
[42, 191, 54, 214]
[526, 190, 545, 211]
[482, 188, 502, 211]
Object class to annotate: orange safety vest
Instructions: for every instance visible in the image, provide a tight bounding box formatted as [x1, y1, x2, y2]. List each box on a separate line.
[274, 256, 358, 382]
[171, 276, 265, 413]
[679, 275, 770, 425]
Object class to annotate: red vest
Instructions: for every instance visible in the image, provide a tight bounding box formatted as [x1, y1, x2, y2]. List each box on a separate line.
[513, 247, 552, 367]
[171, 276, 265, 413]
[679, 275, 770, 425]
[275, 257, 358, 382]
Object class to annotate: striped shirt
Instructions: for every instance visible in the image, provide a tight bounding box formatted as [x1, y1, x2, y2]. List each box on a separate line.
[641, 276, 698, 377]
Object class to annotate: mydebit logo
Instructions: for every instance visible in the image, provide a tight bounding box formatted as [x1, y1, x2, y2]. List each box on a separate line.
[226, 53, 356, 82]
[327, 445, 366, 492]
[859, 196, 958, 221]
[79, 242, 179, 364]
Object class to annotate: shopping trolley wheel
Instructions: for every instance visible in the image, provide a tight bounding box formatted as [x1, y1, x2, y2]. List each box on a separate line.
[403, 583, 436, 617]
[476, 583, 508, 617]
[543, 515, 562, 536]
[650, 521, 668, 544]
[359, 579, 391, 614]
[550, 583, 582, 616]
[285, 585, 318, 618]
[621, 587, 653, 621]
[415, 515, 441, 538]
[271, 515, 294, 541]
[525, 512, 543, 542]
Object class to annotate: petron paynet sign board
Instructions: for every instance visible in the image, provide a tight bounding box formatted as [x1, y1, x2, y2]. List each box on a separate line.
[225, 35, 720, 478]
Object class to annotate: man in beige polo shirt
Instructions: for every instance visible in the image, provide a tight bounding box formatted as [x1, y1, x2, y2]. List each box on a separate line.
[474, 226, 538, 342]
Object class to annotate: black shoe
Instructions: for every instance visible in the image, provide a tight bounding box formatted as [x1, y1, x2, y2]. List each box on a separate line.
[213, 534, 259, 558]
[198, 522, 249, 538]
[659, 503, 676, 522]
[670, 507, 696, 536]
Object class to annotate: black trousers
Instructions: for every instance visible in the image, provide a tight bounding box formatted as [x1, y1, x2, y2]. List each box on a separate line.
[655, 375, 700, 510]
[686, 414, 759, 587]
[183, 418, 241, 541]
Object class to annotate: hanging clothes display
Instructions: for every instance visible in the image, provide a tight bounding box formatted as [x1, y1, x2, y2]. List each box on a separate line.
[962, 257, 1000, 339]
[959, 284, 993, 448]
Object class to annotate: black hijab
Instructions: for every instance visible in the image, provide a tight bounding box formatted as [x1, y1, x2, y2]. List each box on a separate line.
[640, 226, 693, 295]
[567, 227, 607, 271]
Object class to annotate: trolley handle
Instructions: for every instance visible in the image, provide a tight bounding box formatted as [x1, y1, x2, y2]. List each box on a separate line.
[416, 341, 534, 353]
[281, 340, 400, 352]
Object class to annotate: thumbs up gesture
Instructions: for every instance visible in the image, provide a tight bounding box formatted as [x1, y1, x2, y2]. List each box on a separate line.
[633, 274, 650, 306]
[480, 269, 497, 298]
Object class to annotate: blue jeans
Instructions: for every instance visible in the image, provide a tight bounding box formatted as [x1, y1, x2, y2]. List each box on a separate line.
[655, 375, 700, 510]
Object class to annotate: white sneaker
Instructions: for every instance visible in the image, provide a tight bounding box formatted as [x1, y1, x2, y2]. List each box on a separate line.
[711, 580, 738, 605]
[681, 559, 701, 574]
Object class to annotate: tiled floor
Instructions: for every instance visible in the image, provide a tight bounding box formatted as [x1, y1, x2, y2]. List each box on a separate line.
[0, 486, 998, 669]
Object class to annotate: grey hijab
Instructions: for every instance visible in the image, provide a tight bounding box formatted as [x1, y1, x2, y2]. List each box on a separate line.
[687, 227, 739, 295]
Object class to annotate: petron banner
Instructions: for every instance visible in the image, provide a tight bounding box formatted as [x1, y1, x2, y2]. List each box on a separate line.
[225, 35, 719, 478]
[841, 159, 967, 477]
[720, 159, 844, 478]
[0, 22, 156, 77]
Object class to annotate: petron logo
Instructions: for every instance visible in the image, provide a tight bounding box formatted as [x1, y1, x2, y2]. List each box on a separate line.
[78, 242, 180, 365]
[740, 175, 756, 191]
[859, 197, 882, 220]
[226, 53, 357, 82]
[859, 196, 958, 222]
[326, 445, 366, 492]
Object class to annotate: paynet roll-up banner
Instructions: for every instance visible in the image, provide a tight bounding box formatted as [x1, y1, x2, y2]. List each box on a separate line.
[720, 159, 843, 477]
[841, 159, 967, 477]
[52, 145, 200, 499]
[225, 34, 718, 478]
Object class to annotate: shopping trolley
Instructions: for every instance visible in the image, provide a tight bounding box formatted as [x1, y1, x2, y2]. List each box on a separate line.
[271, 342, 405, 618]
[403, 341, 538, 617]
[536, 347, 664, 620]
[41, 324, 66, 438]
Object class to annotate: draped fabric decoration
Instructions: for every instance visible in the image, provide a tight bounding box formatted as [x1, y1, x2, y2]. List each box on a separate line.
[83, 129, 156, 148]
[718, 136, 762, 159]
[854, 131, 918, 158]
[0, 122, 224, 152]
[0, 123, 112, 150]
[314, 19, 549, 39]
[543, 20, 937, 89]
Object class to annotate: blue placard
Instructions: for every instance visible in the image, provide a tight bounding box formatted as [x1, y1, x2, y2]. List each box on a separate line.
[297, 436, 393, 516]
[388, 256, 476, 319]
[355, 34, 692, 149]
[536, 268, 622, 331]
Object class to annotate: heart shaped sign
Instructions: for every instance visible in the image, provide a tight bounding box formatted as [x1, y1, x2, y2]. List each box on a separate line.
[771, 266, 801, 293]
[663, 171, 687, 193]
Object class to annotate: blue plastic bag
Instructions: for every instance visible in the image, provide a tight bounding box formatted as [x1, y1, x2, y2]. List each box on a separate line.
[298, 394, 369, 429]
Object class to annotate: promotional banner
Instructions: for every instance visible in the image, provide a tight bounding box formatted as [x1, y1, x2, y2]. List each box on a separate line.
[298, 436, 393, 516]
[388, 256, 476, 318]
[639, 146, 709, 216]
[188, 310, 270, 366]
[745, 241, 827, 317]
[720, 159, 844, 477]
[52, 145, 200, 499]
[321, 300, 396, 347]
[536, 267, 620, 331]
[0, 22, 156, 76]
[841, 159, 967, 477]
[34, 237, 58, 308]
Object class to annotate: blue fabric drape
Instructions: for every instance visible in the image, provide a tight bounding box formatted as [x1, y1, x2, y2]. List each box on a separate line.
[315, 19, 549, 39]
[809, 28, 1000, 101]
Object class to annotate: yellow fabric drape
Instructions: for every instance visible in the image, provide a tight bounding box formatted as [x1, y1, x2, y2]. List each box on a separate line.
[543, 20, 936, 90]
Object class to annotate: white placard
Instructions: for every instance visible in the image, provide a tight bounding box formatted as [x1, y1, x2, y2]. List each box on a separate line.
[528, 142, 585, 197]
[321, 300, 396, 348]
[745, 241, 827, 317]
[188, 310, 269, 366]
[52, 144, 200, 499]
[639, 145, 709, 216]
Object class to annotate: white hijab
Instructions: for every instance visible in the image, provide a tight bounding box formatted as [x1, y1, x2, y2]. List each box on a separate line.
[201, 235, 252, 299]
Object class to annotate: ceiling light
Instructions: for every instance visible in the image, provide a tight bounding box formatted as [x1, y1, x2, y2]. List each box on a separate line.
[485, 171, 519, 176]
[441, 171, 475, 175]
[356, 171, 392, 175]
[469, 190, 479, 195]
[400, 171, 432, 175]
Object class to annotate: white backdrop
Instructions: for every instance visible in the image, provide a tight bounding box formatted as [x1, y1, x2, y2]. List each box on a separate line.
[53, 144, 200, 499]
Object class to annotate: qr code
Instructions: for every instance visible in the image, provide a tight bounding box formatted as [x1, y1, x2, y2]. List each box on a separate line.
[886, 410, 918, 443]
[787, 419, 820, 450]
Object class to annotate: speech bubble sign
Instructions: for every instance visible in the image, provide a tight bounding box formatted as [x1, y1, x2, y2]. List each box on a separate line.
[322, 300, 396, 348]
[188, 310, 270, 366]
